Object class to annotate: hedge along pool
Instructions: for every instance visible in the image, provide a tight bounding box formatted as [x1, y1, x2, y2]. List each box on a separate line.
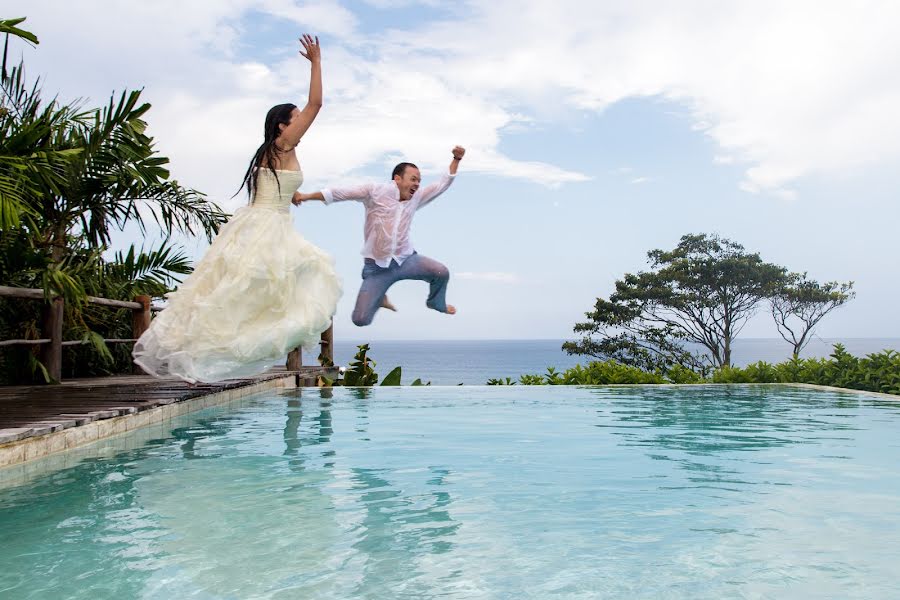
[1, 385, 899, 599]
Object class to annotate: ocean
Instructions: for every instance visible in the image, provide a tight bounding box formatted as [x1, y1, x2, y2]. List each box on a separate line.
[328, 338, 900, 385]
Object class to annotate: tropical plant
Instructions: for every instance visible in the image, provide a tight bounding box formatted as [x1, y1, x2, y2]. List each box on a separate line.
[2, 16, 226, 295]
[325, 344, 430, 387]
[0, 17, 37, 44]
[341, 344, 379, 386]
[0, 17, 228, 382]
[0, 238, 192, 382]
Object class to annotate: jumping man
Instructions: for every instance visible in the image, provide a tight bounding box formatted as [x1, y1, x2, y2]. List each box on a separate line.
[294, 146, 465, 326]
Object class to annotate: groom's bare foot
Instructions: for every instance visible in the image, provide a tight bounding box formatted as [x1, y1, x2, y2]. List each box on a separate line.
[381, 296, 397, 312]
[426, 300, 455, 314]
[427, 302, 456, 314]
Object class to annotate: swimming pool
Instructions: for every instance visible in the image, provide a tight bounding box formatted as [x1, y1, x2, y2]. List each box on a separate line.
[1, 385, 899, 598]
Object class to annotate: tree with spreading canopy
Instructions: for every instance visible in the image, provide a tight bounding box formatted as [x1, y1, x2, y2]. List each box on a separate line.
[563, 233, 789, 372]
[771, 274, 855, 359]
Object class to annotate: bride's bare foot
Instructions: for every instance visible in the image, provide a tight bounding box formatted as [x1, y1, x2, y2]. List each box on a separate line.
[381, 295, 397, 312]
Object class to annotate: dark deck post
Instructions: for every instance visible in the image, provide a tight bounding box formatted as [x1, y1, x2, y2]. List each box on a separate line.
[286, 347, 302, 371]
[132, 295, 151, 374]
[39, 297, 64, 383]
[319, 320, 334, 365]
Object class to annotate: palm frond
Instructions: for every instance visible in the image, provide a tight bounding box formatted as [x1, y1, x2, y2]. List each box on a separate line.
[0, 18, 39, 45]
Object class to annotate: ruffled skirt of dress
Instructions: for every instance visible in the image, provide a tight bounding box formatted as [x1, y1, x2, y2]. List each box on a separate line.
[132, 206, 342, 383]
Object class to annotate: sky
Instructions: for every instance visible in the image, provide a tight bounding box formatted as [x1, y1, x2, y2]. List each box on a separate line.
[5, 1, 900, 341]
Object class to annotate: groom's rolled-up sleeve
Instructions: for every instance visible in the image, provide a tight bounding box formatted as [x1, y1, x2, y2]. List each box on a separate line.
[323, 183, 375, 205]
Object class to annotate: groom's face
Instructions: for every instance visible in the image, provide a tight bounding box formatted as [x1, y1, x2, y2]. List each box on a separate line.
[394, 167, 421, 201]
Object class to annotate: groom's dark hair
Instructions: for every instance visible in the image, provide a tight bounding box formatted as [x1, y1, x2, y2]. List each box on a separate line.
[391, 162, 418, 180]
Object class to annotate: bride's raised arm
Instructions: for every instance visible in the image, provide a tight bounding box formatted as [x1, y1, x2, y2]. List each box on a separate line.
[281, 34, 322, 146]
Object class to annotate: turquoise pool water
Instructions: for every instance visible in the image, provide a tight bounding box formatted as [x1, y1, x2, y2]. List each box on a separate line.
[1, 385, 899, 599]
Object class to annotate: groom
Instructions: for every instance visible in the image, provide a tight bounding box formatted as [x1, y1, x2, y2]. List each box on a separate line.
[294, 146, 465, 326]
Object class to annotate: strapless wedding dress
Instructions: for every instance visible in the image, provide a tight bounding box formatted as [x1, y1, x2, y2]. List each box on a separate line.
[133, 169, 342, 383]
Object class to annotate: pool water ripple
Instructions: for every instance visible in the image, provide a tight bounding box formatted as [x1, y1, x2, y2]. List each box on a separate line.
[1, 385, 899, 598]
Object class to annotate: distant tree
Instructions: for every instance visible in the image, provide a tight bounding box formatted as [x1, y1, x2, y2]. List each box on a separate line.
[564, 233, 789, 371]
[771, 274, 855, 359]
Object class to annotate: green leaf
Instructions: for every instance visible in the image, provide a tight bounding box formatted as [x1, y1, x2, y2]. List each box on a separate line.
[0, 18, 39, 45]
[380, 366, 402, 386]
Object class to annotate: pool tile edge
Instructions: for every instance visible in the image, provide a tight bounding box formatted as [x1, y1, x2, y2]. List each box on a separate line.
[0, 375, 298, 469]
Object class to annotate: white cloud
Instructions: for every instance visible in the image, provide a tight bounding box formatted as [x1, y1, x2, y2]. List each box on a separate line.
[389, 0, 900, 197]
[630, 177, 651, 185]
[9, 0, 900, 202]
[7, 0, 590, 203]
[255, 0, 360, 38]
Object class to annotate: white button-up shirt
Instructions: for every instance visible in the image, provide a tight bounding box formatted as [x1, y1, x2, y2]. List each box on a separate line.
[322, 172, 456, 268]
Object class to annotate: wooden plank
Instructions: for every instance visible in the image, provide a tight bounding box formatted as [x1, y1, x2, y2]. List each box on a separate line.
[0, 286, 44, 300]
[60, 339, 137, 346]
[0, 366, 342, 442]
[86, 296, 141, 310]
[0, 286, 142, 309]
[0, 339, 50, 346]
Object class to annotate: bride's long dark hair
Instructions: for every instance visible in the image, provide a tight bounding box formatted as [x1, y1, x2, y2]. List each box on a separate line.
[238, 103, 297, 200]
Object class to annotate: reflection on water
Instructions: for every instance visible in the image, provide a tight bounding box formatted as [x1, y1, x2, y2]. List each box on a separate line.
[0, 385, 899, 599]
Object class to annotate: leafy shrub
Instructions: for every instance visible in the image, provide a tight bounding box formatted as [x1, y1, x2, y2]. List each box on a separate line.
[488, 344, 899, 395]
[665, 364, 705, 384]
[708, 344, 899, 395]
[712, 361, 779, 384]
[491, 361, 666, 386]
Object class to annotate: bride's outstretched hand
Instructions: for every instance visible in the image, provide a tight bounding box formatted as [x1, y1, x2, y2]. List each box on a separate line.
[298, 34, 320, 63]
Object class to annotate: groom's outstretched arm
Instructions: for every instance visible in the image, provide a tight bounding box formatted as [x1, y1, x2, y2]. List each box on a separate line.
[416, 146, 466, 210]
[293, 183, 375, 206]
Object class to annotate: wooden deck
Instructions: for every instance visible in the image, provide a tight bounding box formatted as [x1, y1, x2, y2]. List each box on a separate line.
[0, 366, 338, 446]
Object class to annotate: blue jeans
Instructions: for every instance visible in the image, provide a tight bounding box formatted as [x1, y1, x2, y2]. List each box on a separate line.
[351, 252, 450, 326]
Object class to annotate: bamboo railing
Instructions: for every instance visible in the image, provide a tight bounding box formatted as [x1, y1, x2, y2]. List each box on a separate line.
[0, 286, 333, 382]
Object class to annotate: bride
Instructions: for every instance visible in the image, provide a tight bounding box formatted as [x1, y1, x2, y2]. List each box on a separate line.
[133, 34, 342, 383]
